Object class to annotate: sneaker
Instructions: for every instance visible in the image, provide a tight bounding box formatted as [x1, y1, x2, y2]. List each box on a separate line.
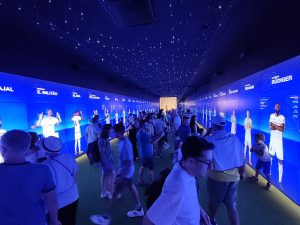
[100, 192, 109, 199]
[108, 193, 122, 200]
[90, 214, 111, 225]
[265, 182, 271, 191]
[127, 208, 144, 218]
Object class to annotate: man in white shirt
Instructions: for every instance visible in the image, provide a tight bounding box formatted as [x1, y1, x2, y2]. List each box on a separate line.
[269, 103, 285, 185]
[244, 110, 252, 164]
[72, 111, 84, 155]
[33, 109, 62, 138]
[143, 136, 213, 225]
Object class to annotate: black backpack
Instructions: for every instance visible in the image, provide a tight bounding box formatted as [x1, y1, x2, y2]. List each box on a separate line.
[145, 168, 171, 209]
[86, 140, 100, 165]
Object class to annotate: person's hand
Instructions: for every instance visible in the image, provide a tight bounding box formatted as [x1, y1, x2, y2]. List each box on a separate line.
[39, 112, 43, 120]
[56, 112, 61, 119]
[200, 207, 211, 225]
[80, 111, 83, 114]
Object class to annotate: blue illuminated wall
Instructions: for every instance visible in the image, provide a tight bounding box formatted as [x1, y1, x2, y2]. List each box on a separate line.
[0, 72, 158, 156]
[188, 55, 300, 205]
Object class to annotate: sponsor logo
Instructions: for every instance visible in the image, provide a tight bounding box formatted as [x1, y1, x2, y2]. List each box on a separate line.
[271, 75, 293, 85]
[219, 91, 226, 96]
[0, 86, 14, 92]
[72, 92, 81, 98]
[36, 88, 58, 96]
[228, 89, 239, 94]
[245, 84, 254, 91]
[89, 94, 100, 99]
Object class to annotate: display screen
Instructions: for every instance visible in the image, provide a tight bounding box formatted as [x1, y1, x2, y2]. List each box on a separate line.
[189, 55, 300, 205]
[0, 72, 158, 157]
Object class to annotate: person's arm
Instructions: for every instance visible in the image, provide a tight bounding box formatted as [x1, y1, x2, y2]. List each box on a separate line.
[32, 112, 44, 129]
[80, 111, 84, 120]
[85, 127, 89, 143]
[275, 123, 285, 132]
[200, 207, 211, 225]
[150, 132, 164, 144]
[43, 189, 61, 225]
[143, 214, 155, 225]
[56, 112, 62, 124]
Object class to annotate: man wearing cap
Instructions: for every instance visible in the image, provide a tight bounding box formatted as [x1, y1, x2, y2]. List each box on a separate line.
[205, 115, 245, 225]
[41, 136, 79, 225]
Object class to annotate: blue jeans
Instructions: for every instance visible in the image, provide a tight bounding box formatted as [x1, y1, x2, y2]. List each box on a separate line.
[207, 177, 240, 225]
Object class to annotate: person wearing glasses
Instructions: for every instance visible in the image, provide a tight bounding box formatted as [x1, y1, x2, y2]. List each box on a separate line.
[205, 115, 245, 225]
[143, 136, 214, 225]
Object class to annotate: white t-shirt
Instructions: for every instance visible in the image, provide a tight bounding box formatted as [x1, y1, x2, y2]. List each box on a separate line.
[118, 137, 135, 178]
[72, 116, 82, 139]
[269, 113, 285, 143]
[147, 163, 200, 225]
[244, 118, 252, 135]
[40, 117, 59, 137]
[42, 154, 79, 209]
[154, 119, 166, 135]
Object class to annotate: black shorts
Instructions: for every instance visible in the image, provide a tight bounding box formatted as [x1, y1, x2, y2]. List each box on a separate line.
[142, 157, 154, 170]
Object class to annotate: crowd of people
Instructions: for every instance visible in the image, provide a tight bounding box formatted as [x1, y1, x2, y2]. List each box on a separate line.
[0, 107, 277, 225]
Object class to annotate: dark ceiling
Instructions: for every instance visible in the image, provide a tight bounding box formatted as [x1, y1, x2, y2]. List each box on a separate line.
[1, 0, 300, 101]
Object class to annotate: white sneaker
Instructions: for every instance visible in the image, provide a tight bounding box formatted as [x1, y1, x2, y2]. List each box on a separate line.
[127, 208, 144, 218]
[108, 193, 122, 200]
[90, 214, 111, 225]
[100, 192, 109, 198]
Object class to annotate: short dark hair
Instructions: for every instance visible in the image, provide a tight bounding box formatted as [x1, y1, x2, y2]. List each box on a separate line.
[113, 123, 125, 134]
[181, 136, 214, 160]
[254, 133, 265, 142]
[139, 119, 147, 128]
[100, 124, 112, 139]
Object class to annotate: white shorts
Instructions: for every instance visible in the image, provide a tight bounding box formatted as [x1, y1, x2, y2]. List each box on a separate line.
[269, 141, 283, 160]
[244, 134, 252, 148]
[75, 132, 81, 140]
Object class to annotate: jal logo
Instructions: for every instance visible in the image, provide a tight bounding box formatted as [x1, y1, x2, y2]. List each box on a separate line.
[0, 86, 14, 92]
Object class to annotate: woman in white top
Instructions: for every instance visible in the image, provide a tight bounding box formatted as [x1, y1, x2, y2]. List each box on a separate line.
[41, 136, 79, 225]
